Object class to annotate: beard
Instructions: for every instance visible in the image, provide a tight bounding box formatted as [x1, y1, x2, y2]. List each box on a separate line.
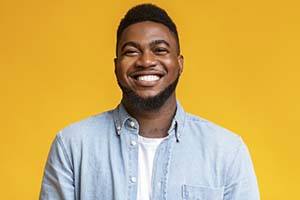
[117, 75, 180, 111]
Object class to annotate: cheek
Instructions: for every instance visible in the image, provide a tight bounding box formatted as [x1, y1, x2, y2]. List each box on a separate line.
[115, 67, 126, 84]
[163, 59, 180, 74]
[115, 61, 133, 83]
[161, 54, 180, 67]
[118, 58, 136, 72]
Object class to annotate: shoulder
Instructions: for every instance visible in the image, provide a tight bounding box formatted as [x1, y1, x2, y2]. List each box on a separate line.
[184, 112, 243, 152]
[56, 109, 115, 144]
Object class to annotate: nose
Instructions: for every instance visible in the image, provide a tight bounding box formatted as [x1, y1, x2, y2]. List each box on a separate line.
[135, 50, 158, 68]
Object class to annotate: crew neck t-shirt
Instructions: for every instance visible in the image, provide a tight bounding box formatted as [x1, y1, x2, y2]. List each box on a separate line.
[137, 135, 167, 200]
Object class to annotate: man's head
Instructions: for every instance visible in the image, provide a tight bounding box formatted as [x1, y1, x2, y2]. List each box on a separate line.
[114, 4, 183, 111]
[116, 4, 180, 56]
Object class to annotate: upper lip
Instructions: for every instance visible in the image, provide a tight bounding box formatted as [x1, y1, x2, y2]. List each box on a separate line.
[129, 70, 166, 79]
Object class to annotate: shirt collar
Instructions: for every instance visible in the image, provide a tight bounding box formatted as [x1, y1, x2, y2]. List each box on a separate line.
[112, 101, 186, 140]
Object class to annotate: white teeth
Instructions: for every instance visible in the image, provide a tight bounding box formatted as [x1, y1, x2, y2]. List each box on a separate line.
[137, 75, 160, 81]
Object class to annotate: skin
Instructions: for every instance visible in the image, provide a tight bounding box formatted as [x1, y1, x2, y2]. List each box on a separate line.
[114, 21, 184, 138]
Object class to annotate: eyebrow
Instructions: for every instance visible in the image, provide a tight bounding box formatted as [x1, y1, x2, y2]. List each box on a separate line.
[150, 39, 170, 47]
[120, 39, 170, 52]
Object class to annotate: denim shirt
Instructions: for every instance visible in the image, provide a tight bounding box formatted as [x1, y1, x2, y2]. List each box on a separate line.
[40, 102, 259, 200]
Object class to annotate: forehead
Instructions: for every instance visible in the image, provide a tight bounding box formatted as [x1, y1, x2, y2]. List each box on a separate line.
[118, 21, 177, 47]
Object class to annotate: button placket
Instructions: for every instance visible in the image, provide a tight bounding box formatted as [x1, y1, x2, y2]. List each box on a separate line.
[125, 123, 139, 200]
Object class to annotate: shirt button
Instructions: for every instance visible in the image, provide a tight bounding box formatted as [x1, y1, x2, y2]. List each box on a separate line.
[129, 121, 135, 128]
[130, 140, 137, 146]
[116, 125, 121, 131]
[130, 176, 136, 183]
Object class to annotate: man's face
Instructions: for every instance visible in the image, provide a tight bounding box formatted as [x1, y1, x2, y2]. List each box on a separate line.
[115, 21, 183, 109]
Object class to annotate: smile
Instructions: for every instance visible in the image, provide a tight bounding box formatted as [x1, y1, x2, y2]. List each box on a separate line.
[130, 72, 164, 87]
[137, 75, 160, 81]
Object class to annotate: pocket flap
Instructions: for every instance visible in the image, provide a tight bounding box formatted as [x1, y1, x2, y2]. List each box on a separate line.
[182, 184, 224, 200]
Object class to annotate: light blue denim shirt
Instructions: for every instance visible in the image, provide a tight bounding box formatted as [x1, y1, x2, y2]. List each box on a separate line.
[40, 102, 259, 200]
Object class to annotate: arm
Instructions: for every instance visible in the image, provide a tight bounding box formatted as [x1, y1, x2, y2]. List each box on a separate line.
[224, 138, 260, 200]
[39, 133, 75, 200]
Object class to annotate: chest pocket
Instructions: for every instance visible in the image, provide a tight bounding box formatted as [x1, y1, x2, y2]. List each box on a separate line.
[182, 185, 224, 200]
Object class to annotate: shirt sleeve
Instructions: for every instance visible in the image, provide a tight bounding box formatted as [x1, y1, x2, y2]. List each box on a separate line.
[39, 133, 75, 200]
[223, 138, 260, 200]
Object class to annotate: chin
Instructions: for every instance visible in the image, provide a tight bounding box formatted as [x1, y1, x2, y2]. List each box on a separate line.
[118, 76, 179, 111]
[136, 91, 161, 99]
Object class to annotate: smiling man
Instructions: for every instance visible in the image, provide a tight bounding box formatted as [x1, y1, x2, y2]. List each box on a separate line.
[40, 4, 259, 200]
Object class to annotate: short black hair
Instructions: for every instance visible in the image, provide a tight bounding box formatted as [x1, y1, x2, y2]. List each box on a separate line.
[116, 4, 180, 56]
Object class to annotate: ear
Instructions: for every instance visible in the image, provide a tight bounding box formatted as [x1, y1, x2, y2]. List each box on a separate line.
[177, 55, 184, 74]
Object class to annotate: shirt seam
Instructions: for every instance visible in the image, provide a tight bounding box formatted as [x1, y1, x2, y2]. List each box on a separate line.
[56, 131, 74, 171]
[224, 137, 243, 187]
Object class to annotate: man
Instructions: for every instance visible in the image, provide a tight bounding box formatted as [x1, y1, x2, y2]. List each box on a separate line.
[40, 4, 259, 200]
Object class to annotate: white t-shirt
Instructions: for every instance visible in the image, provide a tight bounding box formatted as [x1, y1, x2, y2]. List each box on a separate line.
[137, 135, 166, 200]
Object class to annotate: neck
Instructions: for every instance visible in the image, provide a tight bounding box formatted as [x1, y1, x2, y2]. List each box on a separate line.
[122, 95, 177, 138]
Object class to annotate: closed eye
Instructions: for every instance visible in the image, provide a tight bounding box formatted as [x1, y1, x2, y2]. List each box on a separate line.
[153, 47, 169, 55]
[123, 50, 139, 56]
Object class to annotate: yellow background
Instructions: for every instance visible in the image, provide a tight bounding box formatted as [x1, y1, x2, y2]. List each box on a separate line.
[1, 0, 299, 199]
